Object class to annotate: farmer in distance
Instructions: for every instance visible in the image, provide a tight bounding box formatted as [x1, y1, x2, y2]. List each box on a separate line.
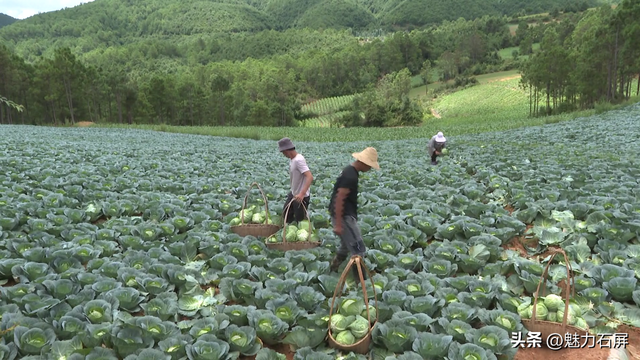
[278, 137, 313, 224]
[427, 131, 447, 165]
[329, 147, 380, 278]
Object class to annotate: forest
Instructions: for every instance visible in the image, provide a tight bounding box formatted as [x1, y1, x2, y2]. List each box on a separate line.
[519, 1, 640, 116]
[0, 0, 636, 127]
[0, 14, 17, 29]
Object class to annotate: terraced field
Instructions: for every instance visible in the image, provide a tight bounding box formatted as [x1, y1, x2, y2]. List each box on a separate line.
[1, 103, 640, 359]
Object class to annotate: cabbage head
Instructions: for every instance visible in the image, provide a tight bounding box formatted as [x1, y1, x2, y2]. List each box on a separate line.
[348, 315, 370, 339]
[533, 303, 548, 320]
[557, 305, 581, 326]
[361, 305, 377, 324]
[298, 220, 311, 231]
[546, 312, 557, 322]
[285, 228, 298, 242]
[240, 210, 252, 223]
[543, 294, 564, 312]
[335, 330, 356, 345]
[296, 229, 309, 242]
[330, 314, 355, 333]
[517, 304, 532, 319]
[252, 213, 265, 224]
[574, 317, 588, 330]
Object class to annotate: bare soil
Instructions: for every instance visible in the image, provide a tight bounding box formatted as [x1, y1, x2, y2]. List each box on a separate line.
[76, 121, 95, 127]
[239, 343, 295, 360]
[617, 324, 640, 359]
[514, 344, 612, 360]
[497, 75, 523, 82]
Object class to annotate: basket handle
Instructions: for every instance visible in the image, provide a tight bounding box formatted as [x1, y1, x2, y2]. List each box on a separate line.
[328, 255, 379, 334]
[239, 182, 272, 226]
[530, 248, 575, 331]
[280, 199, 312, 244]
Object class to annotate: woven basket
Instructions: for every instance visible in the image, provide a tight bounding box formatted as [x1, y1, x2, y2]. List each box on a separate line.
[327, 256, 379, 354]
[265, 200, 319, 251]
[521, 248, 589, 344]
[230, 182, 281, 238]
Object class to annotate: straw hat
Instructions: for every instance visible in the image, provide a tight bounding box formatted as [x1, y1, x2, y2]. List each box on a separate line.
[435, 132, 446, 143]
[352, 147, 380, 170]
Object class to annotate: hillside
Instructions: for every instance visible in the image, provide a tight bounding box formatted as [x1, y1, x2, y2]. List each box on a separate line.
[0, 13, 17, 29]
[0, 0, 602, 60]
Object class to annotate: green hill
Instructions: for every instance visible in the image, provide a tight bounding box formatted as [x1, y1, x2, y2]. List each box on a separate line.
[0, 13, 17, 29]
[0, 0, 603, 61]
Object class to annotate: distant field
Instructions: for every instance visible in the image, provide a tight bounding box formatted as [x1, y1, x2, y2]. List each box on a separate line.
[409, 69, 522, 99]
[432, 78, 528, 122]
[498, 43, 541, 60]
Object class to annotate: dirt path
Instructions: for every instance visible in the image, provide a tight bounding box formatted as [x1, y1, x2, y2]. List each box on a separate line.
[76, 121, 95, 127]
[430, 108, 441, 118]
[490, 74, 522, 82]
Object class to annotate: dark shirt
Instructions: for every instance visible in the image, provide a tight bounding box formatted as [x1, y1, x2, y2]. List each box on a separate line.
[329, 165, 359, 220]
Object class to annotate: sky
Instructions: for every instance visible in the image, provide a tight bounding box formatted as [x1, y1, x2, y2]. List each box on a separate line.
[1, 0, 96, 20]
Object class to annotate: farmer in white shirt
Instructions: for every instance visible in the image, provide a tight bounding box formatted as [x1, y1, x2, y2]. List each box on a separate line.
[427, 131, 447, 165]
[278, 138, 314, 224]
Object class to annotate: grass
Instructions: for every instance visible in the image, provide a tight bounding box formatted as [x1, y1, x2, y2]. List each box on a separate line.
[409, 69, 522, 99]
[432, 78, 528, 120]
[498, 43, 541, 60]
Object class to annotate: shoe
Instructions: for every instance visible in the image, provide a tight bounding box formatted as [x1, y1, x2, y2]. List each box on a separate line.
[330, 255, 345, 272]
[431, 160, 438, 165]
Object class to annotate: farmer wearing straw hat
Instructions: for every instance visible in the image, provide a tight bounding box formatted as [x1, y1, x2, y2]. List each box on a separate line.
[427, 131, 447, 165]
[329, 147, 380, 276]
[278, 137, 314, 224]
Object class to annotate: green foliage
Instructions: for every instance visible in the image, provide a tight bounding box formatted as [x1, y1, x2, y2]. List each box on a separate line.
[433, 78, 527, 120]
[0, 13, 17, 29]
[0, 96, 24, 112]
[345, 69, 423, 127]
[300, 111, 352, 128]
[300, 95, 356, 117]
[520, 1, 640, 116]
[0, 15, 518, 127]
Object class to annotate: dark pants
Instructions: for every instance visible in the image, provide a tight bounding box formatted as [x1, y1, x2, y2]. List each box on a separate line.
[331, 216, 368, 279]
[284, 192, 310, 224]
[431, 147, 443, 164]
[332, 216, 366, 258]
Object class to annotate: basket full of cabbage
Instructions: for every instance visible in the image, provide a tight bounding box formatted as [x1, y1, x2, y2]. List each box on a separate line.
[520, 248, 589, 342]
[327, 256, 378, 354]
[230, 182, 281, 238]
[264, 201, 320, 251]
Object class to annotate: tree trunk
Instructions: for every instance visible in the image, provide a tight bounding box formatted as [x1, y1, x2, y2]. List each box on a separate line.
[51, 101, 58, 125]
[87, 96, 94, 122]
[116, 92, 123, 123]
[529, 84, 532, 117]
[108, 93, 113, 122]
[189, 97, 194, 126]
[64, 79, 75, 124]
[546, 82, 550, 115]
[611, 28, 619, 100]
[219, 94, 225, 126]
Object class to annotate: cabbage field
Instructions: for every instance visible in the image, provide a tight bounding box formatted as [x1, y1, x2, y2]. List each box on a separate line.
[1, 103, 640, 360]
